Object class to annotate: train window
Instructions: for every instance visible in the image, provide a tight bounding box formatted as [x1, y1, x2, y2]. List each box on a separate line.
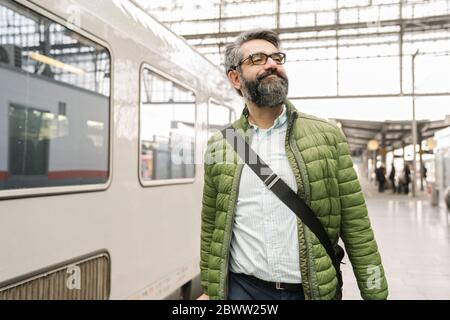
[140, 68, 196, 183]
[207, 100, 234, 138]
[0, 0, 111, 193]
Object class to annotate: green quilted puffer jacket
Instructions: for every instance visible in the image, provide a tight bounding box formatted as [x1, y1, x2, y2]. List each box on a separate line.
[200, 100, 388, 300]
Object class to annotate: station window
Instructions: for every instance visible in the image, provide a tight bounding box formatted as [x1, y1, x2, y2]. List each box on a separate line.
[207, 100, 235, 138]
[140, 68, 196, 183]
[0, 0, 111, 192]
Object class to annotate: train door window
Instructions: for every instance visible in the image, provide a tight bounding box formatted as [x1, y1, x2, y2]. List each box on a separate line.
[9, 105, 50, 178]
[207, 100, 234, 138]
[0, 0, 111, 195]
[140, 68, 196, 184]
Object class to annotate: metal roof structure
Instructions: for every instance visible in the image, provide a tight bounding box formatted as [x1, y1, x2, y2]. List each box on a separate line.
[140, 0, 450, 155]
[332, 116, 450, 156]
[140, 1, 450, 81]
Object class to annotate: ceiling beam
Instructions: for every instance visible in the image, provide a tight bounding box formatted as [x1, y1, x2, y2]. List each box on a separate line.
[341, 125, 381, 133]
[180, 14, 450, 39]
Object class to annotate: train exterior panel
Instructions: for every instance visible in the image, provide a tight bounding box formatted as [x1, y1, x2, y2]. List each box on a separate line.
[435, 127, 450, 208]
[0, 0, 240, 299]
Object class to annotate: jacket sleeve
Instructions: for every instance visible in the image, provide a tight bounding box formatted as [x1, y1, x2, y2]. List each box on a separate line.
[336, 129, 389, 300]
[200, 152, 218, 294]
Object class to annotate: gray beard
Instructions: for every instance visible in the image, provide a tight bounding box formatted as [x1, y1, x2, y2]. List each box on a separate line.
[240, 71, 289, 108]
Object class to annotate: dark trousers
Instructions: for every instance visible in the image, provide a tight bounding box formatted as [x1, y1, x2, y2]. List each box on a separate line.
[390, 178, 396, 193]
[228, 272, 305, 300]
[378, 180, 385, 192]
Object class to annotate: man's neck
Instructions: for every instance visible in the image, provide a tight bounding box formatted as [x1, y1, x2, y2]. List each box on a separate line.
[246, 101, 284, 129]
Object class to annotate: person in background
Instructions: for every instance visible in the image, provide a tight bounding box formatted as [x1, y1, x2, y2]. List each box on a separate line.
[389, 163, 396, 194]
[376, 164, 387, 193]
[403, 164, 411, 195]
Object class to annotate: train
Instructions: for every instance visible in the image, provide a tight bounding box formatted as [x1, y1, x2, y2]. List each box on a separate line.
[0, 0, 240, 299]
[434, 126, 450, 209]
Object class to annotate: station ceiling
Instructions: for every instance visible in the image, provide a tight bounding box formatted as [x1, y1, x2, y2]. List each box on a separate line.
[139, 0, 450, 154]
[331, 116, 450, 155]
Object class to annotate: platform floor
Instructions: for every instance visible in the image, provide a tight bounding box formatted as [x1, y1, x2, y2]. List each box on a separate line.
[341, 177, 450, 300]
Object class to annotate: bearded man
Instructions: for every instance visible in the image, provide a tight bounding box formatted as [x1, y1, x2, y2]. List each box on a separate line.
[198, 29, 388, 300]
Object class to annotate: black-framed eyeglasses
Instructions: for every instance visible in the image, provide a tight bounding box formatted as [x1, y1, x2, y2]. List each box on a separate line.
[231, 52, 286, 71]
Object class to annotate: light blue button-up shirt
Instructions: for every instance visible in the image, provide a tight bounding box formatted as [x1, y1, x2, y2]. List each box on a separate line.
[229, 105, 302, 284]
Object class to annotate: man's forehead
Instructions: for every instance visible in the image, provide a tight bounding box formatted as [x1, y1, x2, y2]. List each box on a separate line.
[240, 39, 278, 56]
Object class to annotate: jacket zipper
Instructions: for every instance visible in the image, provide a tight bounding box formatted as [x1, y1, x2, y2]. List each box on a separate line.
[221, 130, 252, 299]
[286, 112, 317, 299]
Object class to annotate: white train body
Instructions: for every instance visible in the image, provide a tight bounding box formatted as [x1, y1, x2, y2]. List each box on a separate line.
[434, 127, 450, 207]
[0, 0, 240, 299]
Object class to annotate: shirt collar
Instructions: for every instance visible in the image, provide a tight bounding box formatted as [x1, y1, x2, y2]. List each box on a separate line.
[249, 105, 287, 133]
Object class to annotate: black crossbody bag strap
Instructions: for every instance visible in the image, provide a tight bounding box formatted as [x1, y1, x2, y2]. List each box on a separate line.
[221, 126, 343, 288]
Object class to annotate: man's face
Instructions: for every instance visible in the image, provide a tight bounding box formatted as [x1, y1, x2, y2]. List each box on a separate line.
[237, 39, 289, 108]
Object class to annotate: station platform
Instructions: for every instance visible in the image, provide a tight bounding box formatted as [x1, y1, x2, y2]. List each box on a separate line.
[341, 177, 450, 299]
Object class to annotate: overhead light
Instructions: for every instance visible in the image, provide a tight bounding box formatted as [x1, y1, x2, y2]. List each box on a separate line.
[29, 52, 85, 75]
[367, 139, 379, 151]
[42, 112, 55, 120]
[427, 138, 436, 150]
[87, 120, 104, 130]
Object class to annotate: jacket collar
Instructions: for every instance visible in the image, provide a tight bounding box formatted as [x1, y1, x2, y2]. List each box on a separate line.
[235, 99, 298, 132]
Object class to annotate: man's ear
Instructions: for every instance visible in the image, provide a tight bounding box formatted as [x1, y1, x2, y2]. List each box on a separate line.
[227, 70, 241, 92]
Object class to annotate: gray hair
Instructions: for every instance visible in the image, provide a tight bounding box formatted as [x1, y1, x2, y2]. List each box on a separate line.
[224, 28, 281, 96]
[224, 28, 280, 74]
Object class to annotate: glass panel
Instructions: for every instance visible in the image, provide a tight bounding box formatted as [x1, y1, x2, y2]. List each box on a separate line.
[287, 60, 338, 97]
[0, 0, 110, 191]
[140, 69, 196, 182]
[339, 56, 400, 95]
[9, 105, 50, 177]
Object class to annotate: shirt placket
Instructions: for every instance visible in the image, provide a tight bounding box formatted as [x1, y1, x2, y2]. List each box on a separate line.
[273, 130, 285, 280]
[260, 129, 277, 280]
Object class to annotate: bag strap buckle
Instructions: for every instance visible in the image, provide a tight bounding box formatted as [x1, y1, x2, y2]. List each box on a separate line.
[263, 173, 280, 190]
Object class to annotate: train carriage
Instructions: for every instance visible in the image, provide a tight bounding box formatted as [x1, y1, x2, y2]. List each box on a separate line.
[0, 0, 239, 299]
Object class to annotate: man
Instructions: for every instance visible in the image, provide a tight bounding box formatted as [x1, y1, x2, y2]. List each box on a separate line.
[389, 163, 396, 194]
[376, 164, 387, 193]
[199, 29, 388, 300]
[403, 164, 411, 195]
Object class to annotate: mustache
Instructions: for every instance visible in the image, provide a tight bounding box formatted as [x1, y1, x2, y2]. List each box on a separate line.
[257, 69, 287, 82]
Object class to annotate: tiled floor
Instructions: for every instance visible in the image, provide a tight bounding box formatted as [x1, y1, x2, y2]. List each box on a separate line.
[341, 178, 450, 300]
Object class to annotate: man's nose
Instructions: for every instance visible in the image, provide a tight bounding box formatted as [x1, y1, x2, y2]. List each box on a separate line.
[265, 57, 278, 68]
